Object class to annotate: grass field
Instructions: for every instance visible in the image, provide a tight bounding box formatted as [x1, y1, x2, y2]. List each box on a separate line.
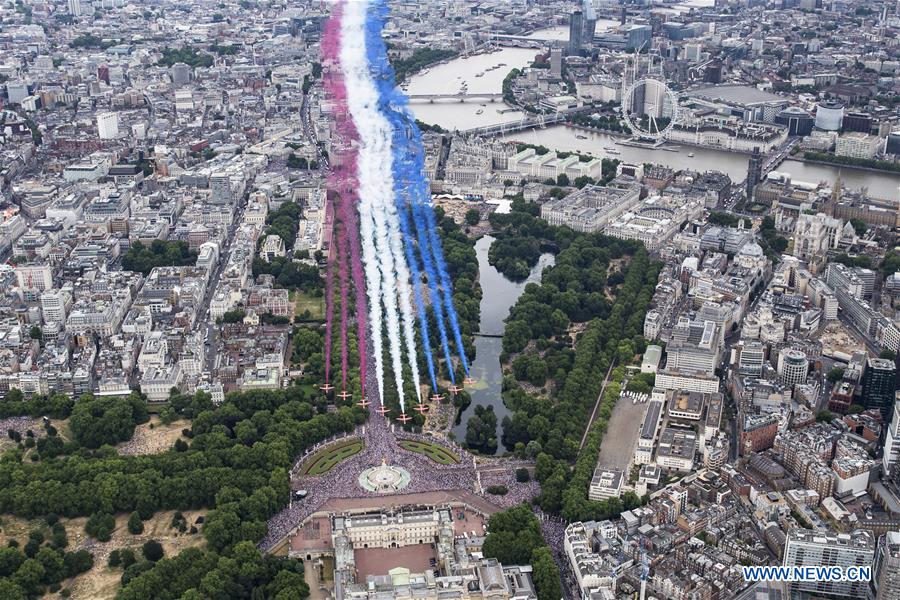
[301, 439, 364, 476]
[117, 415, 189, 456]
[291, 290, 325, 321]
[0, 510, 205, 600]
[399, 439, 460, 465]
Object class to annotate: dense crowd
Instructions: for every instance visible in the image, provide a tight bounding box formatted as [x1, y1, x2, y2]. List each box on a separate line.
[262, 403, 540, 551]
[262, 412, 473, 550]
[0, 415, 41, 441]
[258, 356, 541, 551]
[479, 469, 541, 509]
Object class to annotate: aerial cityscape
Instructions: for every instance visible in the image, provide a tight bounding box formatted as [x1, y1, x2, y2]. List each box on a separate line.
[0, 0, 899, 598]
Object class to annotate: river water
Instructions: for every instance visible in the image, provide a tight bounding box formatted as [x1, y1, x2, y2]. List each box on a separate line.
[407, 49, 900, 201]
[415, 16, 899, 445]
[451, 235, 555, 451]
[498, 125, 900, 200]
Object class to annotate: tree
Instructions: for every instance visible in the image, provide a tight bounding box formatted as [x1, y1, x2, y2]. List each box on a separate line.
[108, 550, 122, 568]
[0, 547, 24, 577]
[221, 309, 246, 324]
[556, 173, 570, 187]
[883, 250, 900, 277]
[28, 326, 41, 340]
[12, 559, 44, 597]
[286, 154, 308, 169]
[817, 409, 835, 423]
[515, 468, 530, 482]
[465, 405, 498, 454]
[127, 512, 144, 535]
[69, 393, 148, 448]
[35, 547, 65, 584]
[482, 505, 546, 566]
[0, 580, 26, 600]
[465, 209, 480, 226]
[122, 240, 197, 275]
[531, 546, 561, 600]
[849, 218, 867, 236]
[63, 549, 93, 577]
[85, 513, 115, 542]
[827, 367, 845, 383]
[118, 549, 137, 569]
[142, 540, 164, 562]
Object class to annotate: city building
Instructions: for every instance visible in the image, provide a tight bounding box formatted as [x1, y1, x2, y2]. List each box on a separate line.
[540, 185, 640, 233]
[774, 107, 814, 136]
[656, 427, 697, 472]
[663, 318, 720, 377]
[874, 531, 900, 600]
[834, 132, 881, 159]
[863, 358, 897, 420]
[792, 212, 841, 261]
[776, 348, 808, 387]
[746, 147, 762, 198]
[740, 414, 778, 455]
[782, 530, 874, 598]
[588, 467, 623, 501]
[568, 10, 583, 55]
[96, 112, 119, 140]
[814, 100, 844, 131]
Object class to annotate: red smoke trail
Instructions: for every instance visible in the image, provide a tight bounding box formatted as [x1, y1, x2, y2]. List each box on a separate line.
[337, 215, 350, 391]
[323, 197, 335, 385]
[322, 3, 369, 397]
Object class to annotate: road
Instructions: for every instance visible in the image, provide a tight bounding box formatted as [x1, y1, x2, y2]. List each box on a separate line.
[199, 198, 250, 374]
[578, 361, 616, 451]
[724, 258, 779, 459]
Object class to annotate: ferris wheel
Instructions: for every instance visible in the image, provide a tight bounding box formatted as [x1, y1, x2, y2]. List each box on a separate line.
[621, 77, 680, 143]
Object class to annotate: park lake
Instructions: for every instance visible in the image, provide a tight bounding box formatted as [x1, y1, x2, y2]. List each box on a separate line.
[451, 235, 555, 454]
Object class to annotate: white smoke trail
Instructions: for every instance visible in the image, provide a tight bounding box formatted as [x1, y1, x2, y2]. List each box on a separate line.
[339, 2, 385, 405]
[385, 186, 422, 404]
[340, 0, 419, 409]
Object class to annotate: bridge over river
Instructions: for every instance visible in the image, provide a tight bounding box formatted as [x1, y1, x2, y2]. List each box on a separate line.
[407, 92, 504, 103]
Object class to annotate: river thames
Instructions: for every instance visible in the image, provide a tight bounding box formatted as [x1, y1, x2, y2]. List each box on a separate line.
[407, 39, 900, 201]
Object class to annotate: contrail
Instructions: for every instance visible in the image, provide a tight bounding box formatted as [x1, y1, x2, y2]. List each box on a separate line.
[323, 195, 335, 386]
[382, 127, 439, 391]
[322, 3, 369, 398]
[363, 3, 424, 403]
[336, 215, 350, 390]
[341, 0, 403, 408]
[423, 201, 471, 377]
[364, 0, 470, 384]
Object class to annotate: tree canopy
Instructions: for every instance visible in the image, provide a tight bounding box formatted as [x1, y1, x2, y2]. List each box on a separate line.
[69, 392, 149, 449]
[122, 240, 198, 276]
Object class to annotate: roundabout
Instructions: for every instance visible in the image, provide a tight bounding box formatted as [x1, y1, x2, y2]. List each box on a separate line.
[357, 460, 411, 493]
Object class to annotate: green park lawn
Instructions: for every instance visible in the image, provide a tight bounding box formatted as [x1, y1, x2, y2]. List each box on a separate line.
[301, 439, 364, 476]
[291, 290, 325, 321]
[399, 439, 460, 465]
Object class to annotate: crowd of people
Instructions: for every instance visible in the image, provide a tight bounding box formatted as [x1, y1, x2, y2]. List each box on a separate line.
[0, 415, 40, 445]
[538, 512, 581, 599]
[478, 468, 541, 510]
[258, 361, 542, 551]
[261, 403, 540, 551]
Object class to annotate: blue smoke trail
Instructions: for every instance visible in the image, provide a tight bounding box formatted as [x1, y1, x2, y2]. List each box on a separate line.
[366, 0, 466, 384]
[410, 180, 458, 384]
[363, 8, 438, 391]
[420, 204, 470, 376]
